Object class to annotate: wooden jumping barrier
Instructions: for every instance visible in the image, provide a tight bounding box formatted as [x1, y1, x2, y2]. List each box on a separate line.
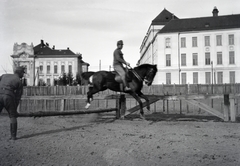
[109, 94, 238, 122]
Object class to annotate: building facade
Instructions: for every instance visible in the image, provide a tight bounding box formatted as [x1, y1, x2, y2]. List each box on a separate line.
[139, 7, 240, 84]
[11, 40, 89, 86]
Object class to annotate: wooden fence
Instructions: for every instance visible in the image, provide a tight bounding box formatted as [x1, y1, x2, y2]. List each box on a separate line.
[18, 84, 240, 117]
[21, 84, 240, 96]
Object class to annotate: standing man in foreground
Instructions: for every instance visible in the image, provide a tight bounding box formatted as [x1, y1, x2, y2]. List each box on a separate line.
[0, 66, 25, 140]
[113, 40, 131, 92]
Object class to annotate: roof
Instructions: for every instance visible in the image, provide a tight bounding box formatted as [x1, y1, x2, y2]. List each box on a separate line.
[159, 14, 240, 33]
[152, 8, 179, 25]
[34, 41, 77, 57]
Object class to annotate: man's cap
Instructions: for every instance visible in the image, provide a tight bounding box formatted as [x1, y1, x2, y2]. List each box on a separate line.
[117, 40, 124, 45]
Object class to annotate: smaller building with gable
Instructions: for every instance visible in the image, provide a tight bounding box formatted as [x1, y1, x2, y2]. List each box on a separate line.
[11, 40, 89, 86]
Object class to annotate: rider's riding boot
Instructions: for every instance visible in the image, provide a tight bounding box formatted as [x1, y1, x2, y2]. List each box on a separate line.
[10, 123, 17, 140]
[123, 79, 131, 91]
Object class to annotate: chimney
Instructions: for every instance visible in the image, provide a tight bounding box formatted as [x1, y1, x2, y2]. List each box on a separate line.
[212, 6, 219, 17]
[41, 39, 44, 48]
[67, 47, 69, 50]
[52, 45, 55, 50]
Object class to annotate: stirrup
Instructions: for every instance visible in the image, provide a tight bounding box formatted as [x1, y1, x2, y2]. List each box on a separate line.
[124, 87, 132, 92]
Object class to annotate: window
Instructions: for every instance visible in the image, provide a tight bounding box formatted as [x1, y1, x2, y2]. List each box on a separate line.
[39, 65, 43, 74]
[47, 65, 50, 74]
[229, 34, 234, 45]
[230, 71, 235, 83]
[192, 53, 198, 66]
[205, 52, 211, 65]
[47, 78, 51, 86]
[166, 54, 171, 66]
[193, 72, 198, 84]
[54, 65, 58, 74]
[166, 73, 171, 84]
[181, 73, 187, 84]
[181, 54, 186, 66]
[165, 38, 171, 48]
[217, 72, 223, 84]
[82, 65, 87, 72]
[229, 51, 235, 64]
[61, 65, 65, 73]
[217, 52, 222, 65]
[181, 37, 186, 48]
[192, 37, 197, 47]
[216, 35, 222, 46]
[205, 72, 211, 84]
[68, 65, 72, 73]
[205, 36, 210, 46]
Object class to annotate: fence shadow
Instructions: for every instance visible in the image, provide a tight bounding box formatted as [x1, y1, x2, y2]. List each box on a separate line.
[126, 112, 228, 122]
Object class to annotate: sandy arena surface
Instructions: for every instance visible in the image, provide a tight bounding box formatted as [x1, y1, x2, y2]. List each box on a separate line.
[1, 112, 240, 166]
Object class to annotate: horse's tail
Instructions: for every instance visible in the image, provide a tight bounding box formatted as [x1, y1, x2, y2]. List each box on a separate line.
[81, 72, 95, 80]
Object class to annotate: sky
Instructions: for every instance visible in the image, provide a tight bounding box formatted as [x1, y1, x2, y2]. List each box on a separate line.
[0, 0, 239, 75]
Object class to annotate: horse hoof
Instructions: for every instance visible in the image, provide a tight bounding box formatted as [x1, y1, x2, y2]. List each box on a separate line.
[85, 103, 91, 109]
[140, 114, 145, 120]
[120, 116, 125, 120]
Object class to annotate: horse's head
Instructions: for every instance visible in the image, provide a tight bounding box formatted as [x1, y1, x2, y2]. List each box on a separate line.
[134, 64, 158, 86]
[144, 64, 157, 86]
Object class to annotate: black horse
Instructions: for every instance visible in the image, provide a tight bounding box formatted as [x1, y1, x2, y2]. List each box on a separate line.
[81, 64, 158, 119]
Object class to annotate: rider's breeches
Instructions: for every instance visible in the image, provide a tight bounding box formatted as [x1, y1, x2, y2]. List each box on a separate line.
[113, 65, 129, 87]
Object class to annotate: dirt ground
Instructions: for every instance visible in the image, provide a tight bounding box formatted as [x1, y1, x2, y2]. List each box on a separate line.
[1, 112, 240, 166]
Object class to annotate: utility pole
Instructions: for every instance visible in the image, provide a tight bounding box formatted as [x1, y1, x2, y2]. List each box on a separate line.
[211, 61, 213, 108]
[99, 60, 101, 71]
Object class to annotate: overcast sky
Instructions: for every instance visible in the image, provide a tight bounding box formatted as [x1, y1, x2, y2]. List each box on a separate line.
[0, 0, 239, 75]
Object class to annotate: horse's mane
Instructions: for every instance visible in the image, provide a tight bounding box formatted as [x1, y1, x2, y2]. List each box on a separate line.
[134, 63, 156, 70]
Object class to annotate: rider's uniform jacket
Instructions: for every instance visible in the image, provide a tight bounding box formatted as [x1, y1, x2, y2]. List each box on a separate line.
[113, 48, 127, 67]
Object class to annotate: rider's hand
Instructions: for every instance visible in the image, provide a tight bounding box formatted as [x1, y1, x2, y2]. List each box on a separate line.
[126, 62, 130, 67]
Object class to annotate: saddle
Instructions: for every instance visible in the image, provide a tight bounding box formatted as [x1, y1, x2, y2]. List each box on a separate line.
[112, 69, 131, 83]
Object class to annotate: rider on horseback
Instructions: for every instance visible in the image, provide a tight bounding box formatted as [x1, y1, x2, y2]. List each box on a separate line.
[113, 40, 131, 92]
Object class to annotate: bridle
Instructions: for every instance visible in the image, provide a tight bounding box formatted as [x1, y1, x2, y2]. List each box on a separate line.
[130, 67, 155, 84]
[143, 68, 155, 84]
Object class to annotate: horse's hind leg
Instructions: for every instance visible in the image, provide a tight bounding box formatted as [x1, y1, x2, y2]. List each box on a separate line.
[85, 87, 98, 109]
[85, 86, 106, 109]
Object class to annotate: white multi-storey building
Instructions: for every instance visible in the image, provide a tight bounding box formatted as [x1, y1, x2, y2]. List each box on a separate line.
[11, 40, 89, 86]
[139, 7, 240, 84]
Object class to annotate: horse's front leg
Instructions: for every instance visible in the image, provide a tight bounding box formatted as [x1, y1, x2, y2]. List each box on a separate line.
[137, 91, 150, 111]
[130, 92, 145, 119]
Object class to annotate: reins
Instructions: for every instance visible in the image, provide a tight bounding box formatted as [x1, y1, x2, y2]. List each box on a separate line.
[127, 66, 143, 82]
